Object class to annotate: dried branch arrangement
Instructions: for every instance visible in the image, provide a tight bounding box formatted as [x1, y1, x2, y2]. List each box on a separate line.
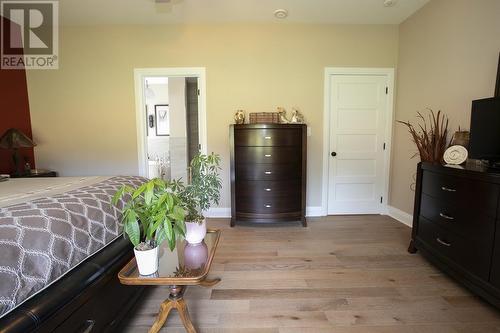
[397, 109, 450, 163]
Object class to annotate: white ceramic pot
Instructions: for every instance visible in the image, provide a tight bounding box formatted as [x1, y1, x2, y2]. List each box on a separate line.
[185, 220, 207, 244]
[134, 246, 159, 275]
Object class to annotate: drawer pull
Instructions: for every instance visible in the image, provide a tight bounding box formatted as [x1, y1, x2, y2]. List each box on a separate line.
[439, 212, 455, 220]
[441, 186, 456, 192]
[264, 154, 272, 157]
[265, 204, 272, 208]
[264, 136, 272, 140]
[265, 171, 272, 175]
[265, 188, 272, 192]
[436, 238, 451, 247]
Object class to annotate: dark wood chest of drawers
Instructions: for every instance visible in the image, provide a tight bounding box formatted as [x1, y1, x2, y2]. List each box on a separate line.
[410, 162, 500, 308]
[230, 124, 307, 226]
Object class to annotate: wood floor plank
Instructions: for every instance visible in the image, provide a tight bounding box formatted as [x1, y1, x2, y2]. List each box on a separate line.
[121, 216, 500, 332]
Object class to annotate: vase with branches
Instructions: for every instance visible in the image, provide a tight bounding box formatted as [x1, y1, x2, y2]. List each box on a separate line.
[398, 109, 451, 163]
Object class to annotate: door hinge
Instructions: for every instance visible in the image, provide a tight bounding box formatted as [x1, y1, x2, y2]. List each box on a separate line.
[380, 196, 383, 204]
[383, 143, 386, 150]
[197, 89, 200, 96]
[385, 87, 388, 94]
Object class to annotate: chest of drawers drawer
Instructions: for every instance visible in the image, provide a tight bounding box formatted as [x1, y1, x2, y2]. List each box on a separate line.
[236, 195, 301, 214]
[420, 193, 495, 240]
[235, 146, 300, 164]
[235, 164, 301, 181]
[417, 216, 492, 281]
[234, 128, 302, 146]
[422, 171, 499, 216]
[236, 180, 301, 198]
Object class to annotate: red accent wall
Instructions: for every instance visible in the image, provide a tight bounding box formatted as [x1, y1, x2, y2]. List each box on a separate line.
[0, 16, 35, 174]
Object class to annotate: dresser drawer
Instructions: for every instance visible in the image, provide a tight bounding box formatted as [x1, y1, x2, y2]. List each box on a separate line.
[236, 164, 301, 181]
[422, 171, 499, 216]
[236, 195, 301, 214]
[417, 216, 492, 280]
[234, 128, 302, 146]
[420, 193, 495, 240]
[236, 180, 301, 198]
[235, 146, 300, 164]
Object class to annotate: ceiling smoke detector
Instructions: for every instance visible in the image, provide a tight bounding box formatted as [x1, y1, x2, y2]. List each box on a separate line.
[383, 0, 397, 7]
[274, 9, 288, 19]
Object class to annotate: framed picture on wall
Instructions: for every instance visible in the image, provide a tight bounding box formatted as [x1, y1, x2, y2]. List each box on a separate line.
[155, 104, 170, 136]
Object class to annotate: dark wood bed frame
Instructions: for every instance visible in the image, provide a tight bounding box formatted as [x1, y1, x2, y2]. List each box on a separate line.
[0, 236, 144, 332]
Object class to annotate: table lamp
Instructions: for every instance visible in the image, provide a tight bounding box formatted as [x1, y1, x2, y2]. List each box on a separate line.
[0, 128, 36, 176]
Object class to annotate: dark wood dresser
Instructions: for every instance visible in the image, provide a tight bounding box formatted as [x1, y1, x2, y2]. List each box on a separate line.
[410, 161, 500, 308]
[229, 124, 307, 227]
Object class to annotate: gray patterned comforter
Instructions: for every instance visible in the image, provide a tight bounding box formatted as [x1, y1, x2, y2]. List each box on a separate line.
[0, 176, 145, 317]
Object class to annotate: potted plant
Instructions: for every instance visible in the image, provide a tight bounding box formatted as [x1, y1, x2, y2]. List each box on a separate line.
[172, 153, 222, 244]
[112, 178, 186, 275]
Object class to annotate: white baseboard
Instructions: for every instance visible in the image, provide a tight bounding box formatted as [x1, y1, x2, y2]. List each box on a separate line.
[386, 205, 413, 227]
[306, 206, 323, 217]
[205, 207, 231, 218]
[205, 206, 325, 218]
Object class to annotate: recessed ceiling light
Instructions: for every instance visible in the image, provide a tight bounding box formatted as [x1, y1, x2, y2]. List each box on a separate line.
[274, 9, 288, 19]
[383, 0, 397, 7]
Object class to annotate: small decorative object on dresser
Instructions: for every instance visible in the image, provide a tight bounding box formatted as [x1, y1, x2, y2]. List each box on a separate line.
[172, 153, 222, 244]
[290, 108, 305, 123]
[234, 110, 245, 124]
[113, 178, 186, 275]
[230, 124, 307, 227]
[443, 145, 468, 165]
[277, 106, 289, 123]
[249, 112, 280, 124]
[451, 128, 470, 147]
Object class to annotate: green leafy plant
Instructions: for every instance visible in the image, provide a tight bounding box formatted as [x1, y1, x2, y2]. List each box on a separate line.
[172, 153, 222, 223]
[112, 178, 186, 251]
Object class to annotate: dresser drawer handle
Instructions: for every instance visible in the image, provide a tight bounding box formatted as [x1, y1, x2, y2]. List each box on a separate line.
[439, 212, 454, 220]
[265, 188, 272, 192]
[265, 204, 272, 208]
[265, 171, 272, 175]
[264, 136, 272, 140]
[441, 186, 456, 192]
[264, 154, 272, 157]
[436, 238, 451, 247]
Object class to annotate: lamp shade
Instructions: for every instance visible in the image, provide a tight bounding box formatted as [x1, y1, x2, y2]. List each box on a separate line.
[0, 128, 36, 149]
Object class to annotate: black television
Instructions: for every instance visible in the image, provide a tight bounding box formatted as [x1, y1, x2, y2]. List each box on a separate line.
[469, 97, 500, 163]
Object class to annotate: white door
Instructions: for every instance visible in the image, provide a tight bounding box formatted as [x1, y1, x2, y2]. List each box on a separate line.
[327, 74, 388, 214]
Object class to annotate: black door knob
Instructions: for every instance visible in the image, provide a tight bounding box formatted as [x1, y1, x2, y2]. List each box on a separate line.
[331, 152, 337, 157]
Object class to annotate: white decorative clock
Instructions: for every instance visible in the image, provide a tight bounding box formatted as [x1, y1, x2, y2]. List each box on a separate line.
[443, 145, 468, 165]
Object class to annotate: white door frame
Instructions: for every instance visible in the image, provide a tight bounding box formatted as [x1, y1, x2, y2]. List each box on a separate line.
[134, 67, 207, 177]
[321, 67, 395, 215]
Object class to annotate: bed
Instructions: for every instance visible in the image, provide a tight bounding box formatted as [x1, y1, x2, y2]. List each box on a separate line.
[0, 176, 146, 332]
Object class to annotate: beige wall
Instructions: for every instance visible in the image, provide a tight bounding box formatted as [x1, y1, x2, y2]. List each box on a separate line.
[391, 0, 500, 214]
[26, 23, 398, 209]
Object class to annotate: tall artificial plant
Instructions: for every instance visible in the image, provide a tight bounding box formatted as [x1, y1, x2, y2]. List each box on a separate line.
[172, 153, 222, 223]
[112, 178, 186, 251]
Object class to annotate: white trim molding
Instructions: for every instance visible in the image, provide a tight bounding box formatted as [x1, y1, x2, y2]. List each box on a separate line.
[322, 67, 395, 216]
[387, 205, 413, 227]
[133, 67, 207, 177]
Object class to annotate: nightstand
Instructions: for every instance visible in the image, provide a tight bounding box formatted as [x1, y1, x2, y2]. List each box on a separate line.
[11, 169, 57, 178]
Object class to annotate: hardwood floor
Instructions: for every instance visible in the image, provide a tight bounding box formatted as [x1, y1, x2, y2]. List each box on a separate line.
[122, 215, 500, 332]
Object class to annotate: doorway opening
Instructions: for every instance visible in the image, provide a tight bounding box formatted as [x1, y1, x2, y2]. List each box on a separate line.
[134, 68, 207, 180]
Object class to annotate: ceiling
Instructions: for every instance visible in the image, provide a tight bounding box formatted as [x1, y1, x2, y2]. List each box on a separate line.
[59, 0, 430, 26]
